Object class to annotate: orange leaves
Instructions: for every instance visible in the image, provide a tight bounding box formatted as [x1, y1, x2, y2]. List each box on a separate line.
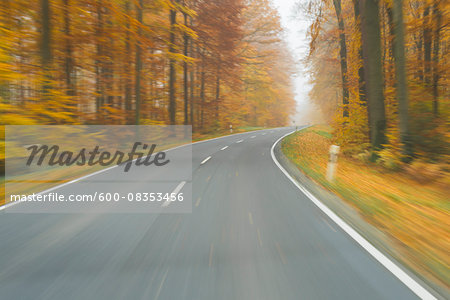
[306, 0, 449, 159]
[0, 0, 296, 130]
[283, 127, 450, 287]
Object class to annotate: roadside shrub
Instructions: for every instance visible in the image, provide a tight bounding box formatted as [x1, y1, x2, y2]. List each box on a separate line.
[355, 150, 372, 164]
[409, 101, 449, 160]
[377, 147, 403, 171]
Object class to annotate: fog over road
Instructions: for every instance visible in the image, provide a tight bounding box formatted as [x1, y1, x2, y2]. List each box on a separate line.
[0, 127, 421, 299]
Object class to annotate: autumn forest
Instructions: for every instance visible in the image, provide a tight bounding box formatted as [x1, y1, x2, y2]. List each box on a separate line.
[0, 0, 449, 163]
[305, 0, 448, 163]
[0, 0, 295, 130]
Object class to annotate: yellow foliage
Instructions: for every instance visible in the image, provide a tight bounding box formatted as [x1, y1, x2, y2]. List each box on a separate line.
[283, 126, 450, 288]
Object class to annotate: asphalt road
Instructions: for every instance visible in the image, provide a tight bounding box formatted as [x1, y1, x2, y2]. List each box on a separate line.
[0, 127, 422, 299]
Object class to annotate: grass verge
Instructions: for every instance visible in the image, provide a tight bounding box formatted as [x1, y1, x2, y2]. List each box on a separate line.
[281, 125, 449, 290]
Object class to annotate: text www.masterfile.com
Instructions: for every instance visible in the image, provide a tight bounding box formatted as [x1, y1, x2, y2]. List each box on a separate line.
[9, 192, 185, 203]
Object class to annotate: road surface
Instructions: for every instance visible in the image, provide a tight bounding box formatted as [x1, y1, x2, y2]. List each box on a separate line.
[0, 127, 422, 299]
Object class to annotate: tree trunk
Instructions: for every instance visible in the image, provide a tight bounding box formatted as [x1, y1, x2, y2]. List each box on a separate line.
[423, 6, 431, 85]
[95, 0, 104, 114]
[360, 0, 386, 150]
[332, 0, 349, 118]
[352, 0, 366, 106]
[417, 32, 423, 81]
[386, 5, 395, 85]
[432, 4, 441, 116]
[183, 11, 189, 125]
[189, 17, 195, 128]
[63, 0, 74, 98]
[392, 0, 413, 159]
[168, 3, 177, 125]
[134, 0, 143, 125]
[196, 45, 201, 126]
[149, 48, 155, 120]
[1, 1, 11, 102]
[104, 9, 114, 107]
[215, 65, 220, 120]
[200, 51, 205, 128]
[124, 1, 132, 124]
[40, 0, 52, 96]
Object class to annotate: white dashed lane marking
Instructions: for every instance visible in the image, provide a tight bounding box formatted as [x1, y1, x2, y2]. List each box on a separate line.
[162, 181, 186, 207]
[201, 156, 211, 164]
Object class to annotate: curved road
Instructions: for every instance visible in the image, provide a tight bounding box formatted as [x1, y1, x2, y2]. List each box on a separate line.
[0, 127, 422, 299]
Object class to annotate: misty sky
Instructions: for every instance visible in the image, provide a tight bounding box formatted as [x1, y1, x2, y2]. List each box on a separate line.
[271, 0, 315, 123]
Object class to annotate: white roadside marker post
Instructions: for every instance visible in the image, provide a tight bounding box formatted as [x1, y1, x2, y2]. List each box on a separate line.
[326, 145, 340, 182]
[230, 124, 233, 133]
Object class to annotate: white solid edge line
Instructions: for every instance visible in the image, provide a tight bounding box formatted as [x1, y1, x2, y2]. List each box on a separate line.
[162, 181, 186, 207]
[270, 131, 437, 300]
[0, 163, 120, 211]
[200, 156, 211, 165]
[1, 127, 283, 211]
[220, 146, 228, 150]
